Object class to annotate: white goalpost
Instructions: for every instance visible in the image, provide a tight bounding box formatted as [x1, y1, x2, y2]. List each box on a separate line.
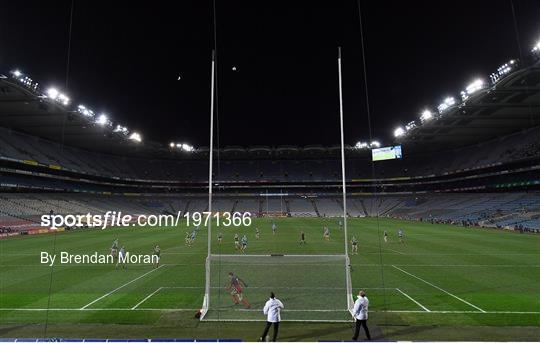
[203, 254, 352, 322]
[200, 48, 354, 322]
[200, 50, 216, 320]
[338, 46, 355, 315]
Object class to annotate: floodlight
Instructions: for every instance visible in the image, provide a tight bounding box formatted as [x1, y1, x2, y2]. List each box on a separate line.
[394, 127, 405, 137]
[355, 141, 369, 149]
[181, 143, 194, 152]
[12, 70, 22, 77]
[466, 79, 484, 94]
[47, 88, 59, 100]
[96, 114, 108, 125]
[437, 96, 455, 113]
[420, 109, 433, 122]
[114, 125, 129, 135]
[129, 132, 142, 142]
[77, 104, 94, 117]
[405, 121, 416, 131]
[532, 40, 540, 53]
[370, 140, 381, 148]
[58, 93, 70, 105]
[491, 60, 518, 83]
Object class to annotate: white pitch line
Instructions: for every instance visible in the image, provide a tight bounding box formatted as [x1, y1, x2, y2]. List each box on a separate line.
[162, 286, 385, 290]
[202, 318, 353, 323]
[80, 265, 164, 310]
[234, 309, 344, 312]
[0, 308, 199, 311]
[392, 265, 486, 313]
[209, 254, 346, 257]
[365, 245, 405, 255]
[384, 247, 405, 255]
[396, 288, 430, 312]
[4, 263, 540, 268]
[1, 308, 539, 314]
[131, 287, 163, 310]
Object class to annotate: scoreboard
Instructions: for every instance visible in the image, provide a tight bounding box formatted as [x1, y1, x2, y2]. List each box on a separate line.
[372, 145, 403, 161]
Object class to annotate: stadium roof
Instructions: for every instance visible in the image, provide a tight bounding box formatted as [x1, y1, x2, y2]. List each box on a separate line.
[1, 63, 540, 158]
[395, 64, 540, 151]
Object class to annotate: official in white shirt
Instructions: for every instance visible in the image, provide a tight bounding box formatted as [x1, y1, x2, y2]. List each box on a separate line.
[260, 292, 284, 342]
[352, 290, 371, 340]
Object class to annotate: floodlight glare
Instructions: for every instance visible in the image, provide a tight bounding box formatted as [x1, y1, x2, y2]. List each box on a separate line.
[181, 143, 195, 152]
[491, 60, 518, 84]
[355, 141, 369, 149]
[532, 40, 540, 53]
[466, 79, 484, 94]
[96, 114, 108, 125]
[58, 94, 70, 105]
[370, 140, 381, 148]
[420, 109, 433, 122]
[169, 142, 175, 148]
[437, 96, 456, 113]
[114, 125, 129, 135]
[129, 132, 142, 142]
[77, 104, 94, 117]
[47, 88, 59, 100]
[12, 70, 22, 77]
[405, 121, 416, 131]
[394, 127, 405, 137]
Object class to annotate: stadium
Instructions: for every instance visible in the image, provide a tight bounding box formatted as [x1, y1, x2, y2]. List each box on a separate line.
[1, 1, 540, 342]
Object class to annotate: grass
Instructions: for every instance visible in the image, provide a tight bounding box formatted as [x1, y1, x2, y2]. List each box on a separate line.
[1, 216, 539, 341]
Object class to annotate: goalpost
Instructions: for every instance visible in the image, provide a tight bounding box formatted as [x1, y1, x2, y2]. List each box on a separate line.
[200, 48, 353, 321]
[200, 50, 216, 320]
[203, 254, 351, 322]
[338, 47, 355, 315]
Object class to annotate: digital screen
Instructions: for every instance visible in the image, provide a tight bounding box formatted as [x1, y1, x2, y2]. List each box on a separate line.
[372, 145, 402, 161]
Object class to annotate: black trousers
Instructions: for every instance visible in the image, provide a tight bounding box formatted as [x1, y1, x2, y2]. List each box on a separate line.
[261, 321, 280, 342]
[353, 319, 371, 340]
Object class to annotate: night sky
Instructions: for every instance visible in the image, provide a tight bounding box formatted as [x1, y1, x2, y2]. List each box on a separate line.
[1, 0, 540, 148]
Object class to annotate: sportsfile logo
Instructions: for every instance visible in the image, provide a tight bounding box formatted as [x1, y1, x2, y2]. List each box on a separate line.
[41, 211, 252, 229]
[40, 211, 182, 230]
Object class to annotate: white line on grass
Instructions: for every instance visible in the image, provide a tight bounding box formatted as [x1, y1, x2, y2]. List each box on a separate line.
[396, 288, 430, 312]
[1, 308, 539, 314]
[4, 263, 540, 268]
[80, 265, 164, 310]
[131, 287, 163, 310]
[0, 308, 198, 311]
[209, 254, 346, 257]
[234, 309, 344, 312]
[161, 286, 393, 290]
[392, 265, 486, 313]
[202, 318, 353, 322]
[364, 244, 405, 255]
[384, 247, 405, 255]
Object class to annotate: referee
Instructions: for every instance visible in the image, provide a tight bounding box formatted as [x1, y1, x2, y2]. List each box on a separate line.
[260, 292, 284, 342]
[352, 290, 371, 341]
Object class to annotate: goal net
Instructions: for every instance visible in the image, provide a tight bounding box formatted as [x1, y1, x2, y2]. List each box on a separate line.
[200, 254, 353, 321]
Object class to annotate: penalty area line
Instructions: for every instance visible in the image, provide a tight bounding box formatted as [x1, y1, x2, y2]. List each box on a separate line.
[131, 287, 163, 310]
[80, 265, 164, 310]
[1, 308, 539, 314]
[392, 265, 486, 313]
[396, 288, 430, 312]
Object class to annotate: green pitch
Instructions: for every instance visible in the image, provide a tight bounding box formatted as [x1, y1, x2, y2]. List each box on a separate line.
[1, 217, 539, 341]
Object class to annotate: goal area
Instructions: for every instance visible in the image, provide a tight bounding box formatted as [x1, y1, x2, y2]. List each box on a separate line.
[200, 254, 353, 322]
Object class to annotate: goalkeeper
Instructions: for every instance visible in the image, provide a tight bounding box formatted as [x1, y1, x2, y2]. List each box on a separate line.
[227, 272, 251, 309]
